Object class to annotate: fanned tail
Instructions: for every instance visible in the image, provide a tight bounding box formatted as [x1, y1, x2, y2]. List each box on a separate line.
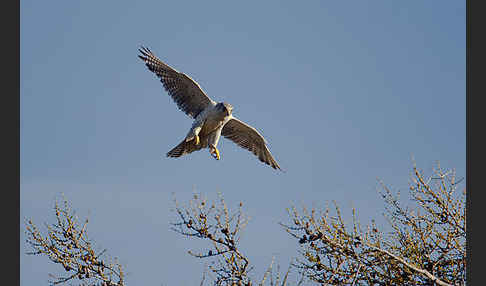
[166, 137, 208, 158]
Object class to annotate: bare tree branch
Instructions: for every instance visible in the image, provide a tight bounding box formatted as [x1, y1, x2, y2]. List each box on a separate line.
[24, 197, 125, 286]
[24, 162, 465, 286]
[282, 162, 465, 285]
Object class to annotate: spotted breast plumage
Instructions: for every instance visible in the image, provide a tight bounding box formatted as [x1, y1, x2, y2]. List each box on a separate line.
[138, 46, 281, 170]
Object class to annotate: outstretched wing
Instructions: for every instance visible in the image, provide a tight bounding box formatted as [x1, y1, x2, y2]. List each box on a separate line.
[138, 46, 216, 118]
[222, 117, 281, 170]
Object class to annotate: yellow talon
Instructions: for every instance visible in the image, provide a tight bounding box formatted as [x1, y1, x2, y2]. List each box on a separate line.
[194, 135, 200, 145]
[210, 146, 221, 160]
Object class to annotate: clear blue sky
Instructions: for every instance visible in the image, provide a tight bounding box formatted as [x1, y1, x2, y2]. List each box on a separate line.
[21, 1, 465, 285]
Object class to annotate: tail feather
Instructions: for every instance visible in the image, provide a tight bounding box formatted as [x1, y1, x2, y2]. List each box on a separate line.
[166, 137, 208, 158]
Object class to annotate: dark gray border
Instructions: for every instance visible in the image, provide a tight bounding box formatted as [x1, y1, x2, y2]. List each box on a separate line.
[10, 0, 20, 285]
[466, 0, 479, 284]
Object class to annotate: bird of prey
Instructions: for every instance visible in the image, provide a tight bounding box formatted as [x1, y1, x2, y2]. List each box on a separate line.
[138, 46, 281, 170]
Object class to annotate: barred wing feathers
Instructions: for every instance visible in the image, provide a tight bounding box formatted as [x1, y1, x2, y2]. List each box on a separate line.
[222, 117, 281, 170]
[138, 46, 216, 118]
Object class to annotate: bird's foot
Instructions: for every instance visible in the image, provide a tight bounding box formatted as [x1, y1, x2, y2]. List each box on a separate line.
[194, 135, 200, 145]
[210, 146, 221, 160]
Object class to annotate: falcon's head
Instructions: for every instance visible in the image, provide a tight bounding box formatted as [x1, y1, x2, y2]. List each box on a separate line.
[217, 102, 234, 116]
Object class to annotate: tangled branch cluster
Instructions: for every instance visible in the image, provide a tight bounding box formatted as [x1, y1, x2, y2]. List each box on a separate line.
[25, 199, 124, 286]
[24, 163, 466, 285]
[171, 193, 252, 286]
[170, 193, 301, 286]
[281, 163, 465, 285]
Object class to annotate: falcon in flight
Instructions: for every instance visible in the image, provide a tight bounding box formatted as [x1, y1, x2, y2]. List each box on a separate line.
[138, 46, 281, 170]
